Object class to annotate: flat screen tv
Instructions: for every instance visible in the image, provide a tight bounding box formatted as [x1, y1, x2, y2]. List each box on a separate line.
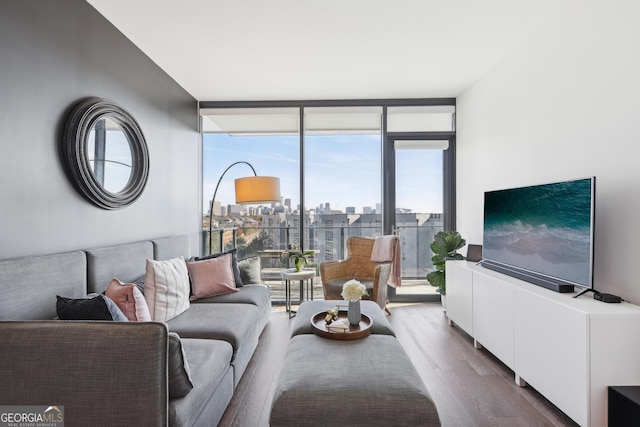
[481, 177, 595, 293]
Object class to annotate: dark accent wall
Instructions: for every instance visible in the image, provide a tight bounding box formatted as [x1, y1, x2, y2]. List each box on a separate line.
[0, 0, 201, 258]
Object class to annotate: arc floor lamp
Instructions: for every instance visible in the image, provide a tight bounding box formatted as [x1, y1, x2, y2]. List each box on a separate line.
[208, 161, 281, 253]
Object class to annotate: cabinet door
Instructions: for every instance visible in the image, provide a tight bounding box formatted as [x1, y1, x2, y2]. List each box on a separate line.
[472, 272, 514, 369]
[514, 288, 588, 426]
[446, 261, 473, 335]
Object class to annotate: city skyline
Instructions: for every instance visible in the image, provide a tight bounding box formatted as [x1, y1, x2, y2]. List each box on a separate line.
[203, 133, 443, 215]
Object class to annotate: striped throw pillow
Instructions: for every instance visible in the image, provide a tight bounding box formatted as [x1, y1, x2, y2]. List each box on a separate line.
[144, 257, 190, 322]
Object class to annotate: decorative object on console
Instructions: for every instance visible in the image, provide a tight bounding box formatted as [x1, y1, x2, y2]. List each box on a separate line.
[61, 97, 150, 210]
[207, 161, 280, 254]
[426, 230, 466, 296]
[341, 279, 367, 326]
[466, 244, 483, 263]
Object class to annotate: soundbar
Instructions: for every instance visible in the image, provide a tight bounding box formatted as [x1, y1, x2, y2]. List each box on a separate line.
[480, 260, 575, 293]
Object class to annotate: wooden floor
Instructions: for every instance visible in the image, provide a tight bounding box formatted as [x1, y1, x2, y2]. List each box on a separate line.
[218, 302, 578, 427]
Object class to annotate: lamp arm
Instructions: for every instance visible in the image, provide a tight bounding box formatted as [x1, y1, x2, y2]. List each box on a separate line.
[208, 161, 258, 254]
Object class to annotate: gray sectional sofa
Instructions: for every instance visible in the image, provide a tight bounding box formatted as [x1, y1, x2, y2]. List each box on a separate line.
[0, 235, 271, 426]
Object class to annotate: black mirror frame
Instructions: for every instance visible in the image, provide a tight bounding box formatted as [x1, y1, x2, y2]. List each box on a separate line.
[62, 97, 149, 209]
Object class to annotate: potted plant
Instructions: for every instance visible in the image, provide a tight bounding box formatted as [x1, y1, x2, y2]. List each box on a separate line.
[426, 231, 466, 307]
[288, 250, 315, 272]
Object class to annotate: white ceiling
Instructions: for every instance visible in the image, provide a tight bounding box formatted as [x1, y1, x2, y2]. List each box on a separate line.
[87, 0, 563, 102]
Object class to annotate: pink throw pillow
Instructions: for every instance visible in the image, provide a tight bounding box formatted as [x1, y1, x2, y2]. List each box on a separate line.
[105, 278, 152, 321]
[187, 253, 239, 301]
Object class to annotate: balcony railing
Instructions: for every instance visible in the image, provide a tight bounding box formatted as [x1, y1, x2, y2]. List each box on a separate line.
[202, 223, 443, 281]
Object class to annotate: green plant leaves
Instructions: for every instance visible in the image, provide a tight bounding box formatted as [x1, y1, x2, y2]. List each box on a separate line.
[432, 231, 466, 256]
[427, 230, 467, 295]
[427, 271, 445, 293]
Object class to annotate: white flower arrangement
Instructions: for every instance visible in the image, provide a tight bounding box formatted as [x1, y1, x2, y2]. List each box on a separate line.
[341, 279, 368, 302]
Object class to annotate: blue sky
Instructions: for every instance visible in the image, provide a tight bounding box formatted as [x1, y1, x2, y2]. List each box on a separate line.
[203, 133, 443, 214]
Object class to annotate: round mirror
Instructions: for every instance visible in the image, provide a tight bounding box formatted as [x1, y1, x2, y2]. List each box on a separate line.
[62, 97, 149, 209]
[87, 117, 133, 193]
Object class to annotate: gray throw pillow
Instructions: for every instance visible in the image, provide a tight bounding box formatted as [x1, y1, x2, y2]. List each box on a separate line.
[238, 256, 262, 285]
[168, 332, 194, 398]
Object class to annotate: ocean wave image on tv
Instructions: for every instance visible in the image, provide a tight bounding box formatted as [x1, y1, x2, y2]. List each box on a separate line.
[483, 178, 594, 287]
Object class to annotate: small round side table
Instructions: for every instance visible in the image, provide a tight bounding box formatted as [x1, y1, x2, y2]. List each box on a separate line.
[281, 268, 316, 318]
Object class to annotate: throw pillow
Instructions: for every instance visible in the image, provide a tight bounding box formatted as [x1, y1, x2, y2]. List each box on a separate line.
[238, 256, 262, 284]
[104, 278, 152, 322]
[168, 332, 194, 398]
[144, 257, 191, 322]
[187, 253, 239, 301]
[56, 294, 128, 321]
[195, 248, 243, 287]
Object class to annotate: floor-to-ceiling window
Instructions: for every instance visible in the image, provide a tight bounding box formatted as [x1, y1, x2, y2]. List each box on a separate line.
[200, 100, 455, 302]
[201, 108, 299, 263]
[303, 107, 383, 261]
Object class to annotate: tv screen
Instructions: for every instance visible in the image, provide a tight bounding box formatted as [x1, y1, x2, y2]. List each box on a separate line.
[482, 177, 595, 292]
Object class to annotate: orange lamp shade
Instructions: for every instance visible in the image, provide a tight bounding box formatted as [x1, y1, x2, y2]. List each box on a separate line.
[234, 176, 281, 204]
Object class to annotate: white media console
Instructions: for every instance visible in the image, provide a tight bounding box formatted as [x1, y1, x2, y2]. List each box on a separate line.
[446, 261, 640, 427]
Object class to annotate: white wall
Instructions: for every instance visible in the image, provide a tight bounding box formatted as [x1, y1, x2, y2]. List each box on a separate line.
[457, 0, 640, 303]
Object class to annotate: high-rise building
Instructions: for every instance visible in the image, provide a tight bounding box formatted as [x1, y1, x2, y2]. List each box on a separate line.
[213, 200, 222, 216]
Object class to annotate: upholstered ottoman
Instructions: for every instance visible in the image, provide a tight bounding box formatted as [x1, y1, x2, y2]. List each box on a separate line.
[270, 334, 440, 426]
[271, 300, 440, 426]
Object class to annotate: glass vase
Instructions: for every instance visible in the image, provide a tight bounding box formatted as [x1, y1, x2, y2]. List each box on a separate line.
[348, 300, 361, 326]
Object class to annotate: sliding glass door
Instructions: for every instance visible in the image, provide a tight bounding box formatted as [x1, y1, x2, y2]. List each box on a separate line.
[387, 137, 454, 302]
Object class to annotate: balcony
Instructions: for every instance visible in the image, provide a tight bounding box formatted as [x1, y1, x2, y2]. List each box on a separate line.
[203, 221, 441, 303]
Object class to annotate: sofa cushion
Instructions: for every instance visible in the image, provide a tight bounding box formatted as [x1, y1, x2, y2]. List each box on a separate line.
[152, 235, 191, 261]
[0, 251, 87, 320]
[187, 254, 239, 301]
[190, 284, 270, 308]
[104, 278, 151, 321]
[56, 294, 128, 321]
[169, 338, 234, 427]
[238, 256, 261, 284]
[166, 303, 258, 353]
[85, 241, 153, 294]
[144, 257, 190, 322]
[168, 332, 193, 398]
[195, 248, 243, 287]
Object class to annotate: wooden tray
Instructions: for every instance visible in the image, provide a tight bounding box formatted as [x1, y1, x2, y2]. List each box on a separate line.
[311, 310, 372, 340]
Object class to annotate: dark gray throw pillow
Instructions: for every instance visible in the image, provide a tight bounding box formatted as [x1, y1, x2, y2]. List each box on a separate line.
[168, 332, 194, 398]
[238, 256, 262, 285]
[195, 248, 243, 287]
[56, 294, 128, 321]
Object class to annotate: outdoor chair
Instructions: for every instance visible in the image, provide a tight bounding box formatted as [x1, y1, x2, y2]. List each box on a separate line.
[320, 236, 399, 314]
